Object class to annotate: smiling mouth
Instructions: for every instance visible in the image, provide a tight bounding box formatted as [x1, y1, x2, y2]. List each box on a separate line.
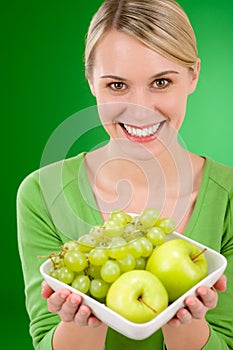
[120, 122, 164, 141]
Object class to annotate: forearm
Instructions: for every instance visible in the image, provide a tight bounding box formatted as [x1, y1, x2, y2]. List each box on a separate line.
[53, 322, 108, 350]
[162, 319, 210, 350]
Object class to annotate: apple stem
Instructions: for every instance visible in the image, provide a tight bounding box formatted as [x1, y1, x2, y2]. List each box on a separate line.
[192, 248, 207, 262]
[138, 297, 157, 314]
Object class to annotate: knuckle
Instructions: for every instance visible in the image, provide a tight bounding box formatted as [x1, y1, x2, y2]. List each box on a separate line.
[74, 315, 87, 326]
[176, 309, 192, 323]
[61, 313, 73, 322]
[48, 302, 59, 313]
[204, 290, 218, 308]
[206, 299, 217, 309]
[74, 308, 90, 326]
[47, 294, 63, 313]
[76, 320, 87, 327]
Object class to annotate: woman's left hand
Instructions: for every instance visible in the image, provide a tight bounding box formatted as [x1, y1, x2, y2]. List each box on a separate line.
[168, 274, 227, 327]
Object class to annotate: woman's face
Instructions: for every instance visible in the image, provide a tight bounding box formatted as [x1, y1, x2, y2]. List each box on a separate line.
[88, 30, 200, 151]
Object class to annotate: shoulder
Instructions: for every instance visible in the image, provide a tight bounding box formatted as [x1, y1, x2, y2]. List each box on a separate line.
[205, 157, 233, 195]
[17, 153, 86, 205]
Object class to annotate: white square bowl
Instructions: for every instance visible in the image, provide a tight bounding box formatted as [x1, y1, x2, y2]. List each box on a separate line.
[40, 232, 227, 340]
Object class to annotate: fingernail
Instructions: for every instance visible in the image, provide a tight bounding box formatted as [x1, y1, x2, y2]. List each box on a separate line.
[70, 296, 78, 304]
[201, 288, 207, 296]
[188, 298, 197, 306]
[80, 309, 86, 315]
[60, 293, 67, 299]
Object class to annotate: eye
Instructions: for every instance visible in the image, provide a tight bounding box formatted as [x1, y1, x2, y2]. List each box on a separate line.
[152, 79, 171, 89]
[108, 82, 127, 91]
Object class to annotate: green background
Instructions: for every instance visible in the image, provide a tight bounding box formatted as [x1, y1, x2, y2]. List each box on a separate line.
[2, 1, 233, 348]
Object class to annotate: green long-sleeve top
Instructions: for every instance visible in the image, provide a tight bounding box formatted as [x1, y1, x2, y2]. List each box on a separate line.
[17, 153, 233, 349]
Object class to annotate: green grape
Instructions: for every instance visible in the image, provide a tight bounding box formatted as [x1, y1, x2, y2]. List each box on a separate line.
[89, 225, 104, 237]
[109, 209, 132, 225]
[127, 240, 143, 258]
[146, 227, 166, 246]
[51, 255, 64, 269]
[50, 268, 60, 279]
[138, 237, 153, 257]
[139, 208, 160, 228]
[63, 240, 80, 252]
[117, 253, 136, 272]
[158, 217, 176, 234]
[95, 236, 111, 248]
[64, 250, 87, 272]
[134, 257, 146, 270]
[122, 223, 136, 241]
[78, 234, 97, 253]
[123, 223, 136, 234]
[76, 243, 93, 253]
[123, 225, 144, 242]
[89, 279, 110, 300]
[109, 236, 127, 246]
[100, 260, 121, 283]
[71, 275, 91, 294]
[88, 248, 109, 266]
[73, 270, 85, 277]
[86, 264, 102, 279]
[78, 234, 96, 249]
[57, 266, 74, 284]
[132, 215, 141, 229]
[103, 219, 125, 237]
[108, 237, 128, 259]
[108, 245, 128, 259]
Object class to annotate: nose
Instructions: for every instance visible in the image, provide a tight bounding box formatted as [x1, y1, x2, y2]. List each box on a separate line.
[126, 90, 159, 124]
[128, 89, 154, 111]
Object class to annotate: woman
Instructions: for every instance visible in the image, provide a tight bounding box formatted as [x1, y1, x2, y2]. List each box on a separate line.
[17, 0, 233, 349]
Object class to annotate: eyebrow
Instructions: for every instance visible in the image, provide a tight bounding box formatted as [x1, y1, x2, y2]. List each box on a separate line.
[100, 75, 128, 81]
[100, 70, 179, 81]
[151, 70, 180, 78]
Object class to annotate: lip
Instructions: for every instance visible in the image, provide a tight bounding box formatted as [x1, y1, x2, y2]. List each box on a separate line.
[119, 121, 165, 143]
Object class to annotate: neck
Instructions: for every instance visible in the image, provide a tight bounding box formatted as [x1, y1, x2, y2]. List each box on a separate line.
[91, 137, 194, 187]
[86, 137, 197, 222]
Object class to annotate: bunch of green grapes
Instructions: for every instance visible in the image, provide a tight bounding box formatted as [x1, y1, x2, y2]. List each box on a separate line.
[48, 208, 176, 303]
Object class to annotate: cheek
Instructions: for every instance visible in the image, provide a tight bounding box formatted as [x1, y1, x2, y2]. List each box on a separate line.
[160, 92, 188, 120]
[95, 91, 125, 105]
[97, 103, 126, 138]
[101, 123, 121, 140]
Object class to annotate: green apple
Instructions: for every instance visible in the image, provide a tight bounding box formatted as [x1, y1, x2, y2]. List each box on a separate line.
[146, 239, 208, 302]
[106, 270, 168, 323]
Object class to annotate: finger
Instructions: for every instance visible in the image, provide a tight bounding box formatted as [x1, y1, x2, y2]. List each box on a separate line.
[47, 289, 71, 313]
[59, 294, 82, 322]
[197, 286, 218, 309]
[41, 281, 54, 299]
[167, 316, 181, 328]
[176, 308, 192, 324]
[214, 275, 227, 292]
[87, 315, 102, 328]
[74, 304, 92, 327]
[185, 296, 207, 319]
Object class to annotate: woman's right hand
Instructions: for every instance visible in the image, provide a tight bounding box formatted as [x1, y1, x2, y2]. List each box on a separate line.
[41, 281, 102, 328]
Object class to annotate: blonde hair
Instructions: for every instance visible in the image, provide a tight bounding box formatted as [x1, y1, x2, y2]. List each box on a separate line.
[85, 0, 198, 78]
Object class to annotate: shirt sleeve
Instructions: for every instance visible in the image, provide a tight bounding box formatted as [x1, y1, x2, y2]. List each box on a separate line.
[203, 189, 233, 349]
[17, 171, 64, 349]
[202, 326, 231, 350]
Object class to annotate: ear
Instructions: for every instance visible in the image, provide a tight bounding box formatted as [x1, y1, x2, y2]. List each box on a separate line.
[88, 79, 96, 96]
[188, 58, 201, 95]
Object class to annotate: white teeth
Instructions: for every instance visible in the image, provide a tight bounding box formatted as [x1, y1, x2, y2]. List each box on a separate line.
[123, 123, 161, 137]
